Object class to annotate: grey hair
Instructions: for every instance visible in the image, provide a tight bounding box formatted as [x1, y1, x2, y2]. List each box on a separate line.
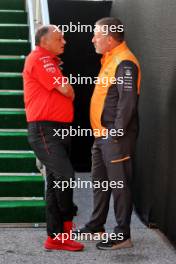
[35, 26, 50, 45]
[96, 17, 124, 42]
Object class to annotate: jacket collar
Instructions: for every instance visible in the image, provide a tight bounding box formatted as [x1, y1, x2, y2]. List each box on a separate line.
[101, 41, 127, 65]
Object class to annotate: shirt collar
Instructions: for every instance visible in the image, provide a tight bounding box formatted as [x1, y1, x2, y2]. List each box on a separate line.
[35, 45, 60, 63]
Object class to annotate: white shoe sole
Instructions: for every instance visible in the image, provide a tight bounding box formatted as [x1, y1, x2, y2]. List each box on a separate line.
[97, 239, 133, 250]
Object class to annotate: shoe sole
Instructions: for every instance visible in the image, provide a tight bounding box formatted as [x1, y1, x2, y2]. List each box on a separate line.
[44, 243, 84, 251]
[97, 239, 133, 250]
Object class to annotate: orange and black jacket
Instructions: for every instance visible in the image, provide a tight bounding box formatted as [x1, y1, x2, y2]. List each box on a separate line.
[90, 41, 141, 139]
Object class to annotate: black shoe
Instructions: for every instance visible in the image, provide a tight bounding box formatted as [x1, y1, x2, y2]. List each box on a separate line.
[96, 238, 133, 250]
[73, 226, 105, 241]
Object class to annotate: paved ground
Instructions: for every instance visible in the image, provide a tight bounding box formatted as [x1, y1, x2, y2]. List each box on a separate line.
[0, 173, 175, 264]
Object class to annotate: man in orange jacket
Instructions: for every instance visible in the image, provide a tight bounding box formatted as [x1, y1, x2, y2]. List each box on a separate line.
[77, 17, 141, 250]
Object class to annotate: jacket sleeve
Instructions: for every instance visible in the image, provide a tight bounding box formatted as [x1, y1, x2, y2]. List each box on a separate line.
[114, 60, 138, 136]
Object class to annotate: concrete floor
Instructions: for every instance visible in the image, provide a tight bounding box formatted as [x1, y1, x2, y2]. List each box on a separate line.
[0, 173, 175, 264]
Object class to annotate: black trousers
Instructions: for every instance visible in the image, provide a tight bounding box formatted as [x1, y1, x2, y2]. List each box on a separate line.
[28, 121, 75, 237]
[86, 136, 135, 240]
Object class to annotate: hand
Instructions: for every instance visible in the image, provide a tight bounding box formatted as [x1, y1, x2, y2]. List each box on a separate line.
[56, 83, 75, 101]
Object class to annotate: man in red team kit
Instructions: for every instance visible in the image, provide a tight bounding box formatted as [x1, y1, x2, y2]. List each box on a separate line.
[23, 25, 84, 251]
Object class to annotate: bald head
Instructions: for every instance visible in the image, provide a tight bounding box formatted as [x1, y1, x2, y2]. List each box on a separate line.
[35, 25, 66, 55]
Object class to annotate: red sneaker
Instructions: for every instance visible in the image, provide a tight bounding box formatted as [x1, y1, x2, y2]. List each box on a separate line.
[63, 221, 76, 233]
[44, 234, 84, 251]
